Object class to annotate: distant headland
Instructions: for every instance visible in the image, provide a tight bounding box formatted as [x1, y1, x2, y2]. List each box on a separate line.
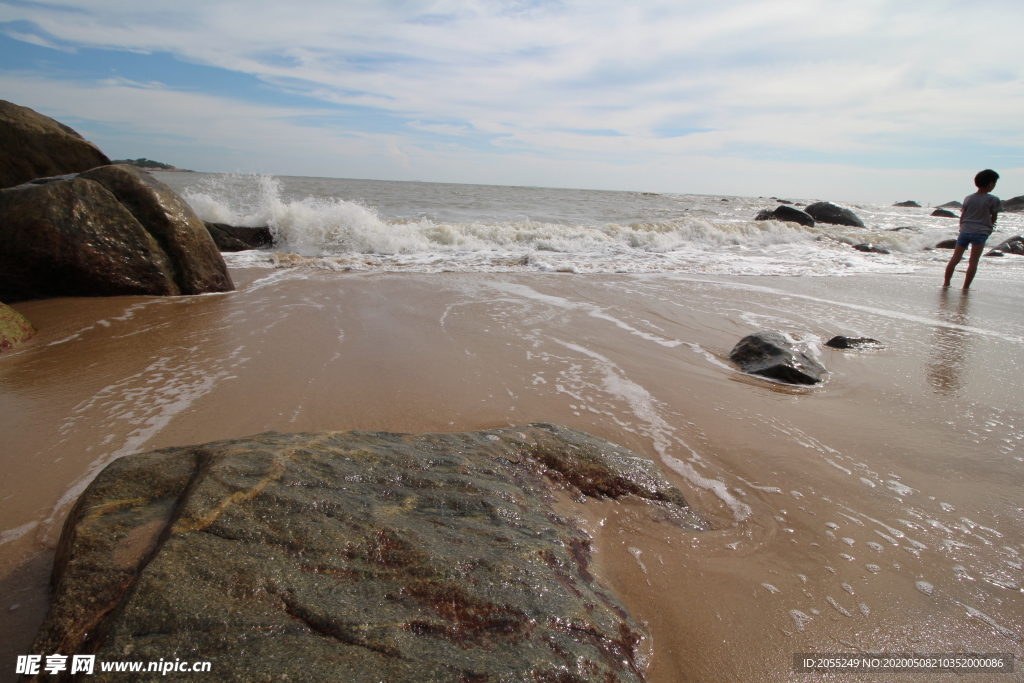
[111, 157, 195, 172]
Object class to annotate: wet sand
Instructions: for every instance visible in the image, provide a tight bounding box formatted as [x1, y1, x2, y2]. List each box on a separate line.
[2, 267, 1022, 681]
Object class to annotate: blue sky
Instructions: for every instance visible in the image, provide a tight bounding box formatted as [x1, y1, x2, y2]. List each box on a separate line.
[1, 0, 1021, 203]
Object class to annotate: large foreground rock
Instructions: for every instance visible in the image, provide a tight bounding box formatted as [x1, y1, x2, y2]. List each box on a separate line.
[29, 425, 697, 682]
[0, 301, 35, 351]
[729, 331, 826, 385]
[0, 164, 232, 302]
[803, 202, 865, 228]
[0, 100, 110, 189]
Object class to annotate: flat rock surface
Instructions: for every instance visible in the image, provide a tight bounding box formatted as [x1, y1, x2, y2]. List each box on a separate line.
[30, 424, 697, 682]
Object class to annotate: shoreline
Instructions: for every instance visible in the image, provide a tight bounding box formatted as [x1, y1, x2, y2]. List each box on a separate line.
[2, 266, 1022, 681]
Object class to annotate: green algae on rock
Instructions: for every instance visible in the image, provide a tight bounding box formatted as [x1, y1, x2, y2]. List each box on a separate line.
[30, 424, 698, 682]
[0, 301, 35, 351]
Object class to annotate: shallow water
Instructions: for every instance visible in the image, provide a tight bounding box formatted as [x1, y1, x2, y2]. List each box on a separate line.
[2, 176, 1023, 681]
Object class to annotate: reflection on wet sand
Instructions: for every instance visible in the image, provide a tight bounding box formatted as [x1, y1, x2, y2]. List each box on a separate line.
[927, 290, 972, 395]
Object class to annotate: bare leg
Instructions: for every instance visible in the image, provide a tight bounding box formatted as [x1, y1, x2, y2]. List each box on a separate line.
[943, 245, 966, 287]
[962, 242, 986, 289]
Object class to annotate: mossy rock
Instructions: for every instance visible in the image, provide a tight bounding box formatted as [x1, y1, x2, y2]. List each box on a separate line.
[0, 300, 35, 351]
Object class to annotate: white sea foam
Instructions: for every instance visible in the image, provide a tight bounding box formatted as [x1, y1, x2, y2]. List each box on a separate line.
[171, 172, 1024, 277]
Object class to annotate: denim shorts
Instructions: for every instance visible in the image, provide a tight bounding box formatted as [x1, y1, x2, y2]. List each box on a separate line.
[956, 233, 989, 248]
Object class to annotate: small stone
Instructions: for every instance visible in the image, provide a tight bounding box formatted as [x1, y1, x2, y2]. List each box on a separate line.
[729, 331, 826, 385]
[825, 336, 883, 350]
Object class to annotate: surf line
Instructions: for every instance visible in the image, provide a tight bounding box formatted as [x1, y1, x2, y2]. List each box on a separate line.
[663, 275, 1024, 344]
[549, 337, 751, 522]
[486, 281, 683, 348]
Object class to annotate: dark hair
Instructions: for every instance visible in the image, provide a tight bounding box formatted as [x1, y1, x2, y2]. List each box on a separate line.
[975, 169, 999, 187]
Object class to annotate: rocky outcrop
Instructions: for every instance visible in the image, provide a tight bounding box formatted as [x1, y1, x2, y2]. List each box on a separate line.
[1002, 196, 1024, 212]
[825, 336, 883, 349]
[754, 205, 815, 227]
[29, 425, 697, 682]
[803, 202, 865, 228]
[0, 165, 232, 302]
[729, 331, 826, 385]
[986, 235, 1024, 257]
[931, 208, 958, 218]
[938, 200, 963, 209]
[935, 239, 957, 249]
[0, 100, 110, 189]
[0, 301, 35, 351]
[853, 243, 890, 254]
[893, 201, 920, 207]
[204, 221, 274, 252]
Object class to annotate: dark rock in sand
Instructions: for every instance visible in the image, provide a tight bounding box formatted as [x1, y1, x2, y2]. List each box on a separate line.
[0, 164, 232, 302]
[985, 235, 1024, 257]
[0, 100, 111, 189]
[935, 239, 958, 249]
[30, 424, 695, 683]
[803, 202, 865, 228]
[825, 335, 883, 350]
[729, 331, 826, 385]
[204, 221, 274, 251]
[0, 301, 35, 351]
[1003, 195, 1024, 212]
[931, 208, 958, 218]
[852, 243, 890, 254]
[938, 200, 963, 209]
[893, 201, 920, 207]
[754, 205, 815, 227]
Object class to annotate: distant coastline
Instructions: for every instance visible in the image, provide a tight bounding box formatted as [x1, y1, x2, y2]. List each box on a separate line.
[112, 157, 195, 172]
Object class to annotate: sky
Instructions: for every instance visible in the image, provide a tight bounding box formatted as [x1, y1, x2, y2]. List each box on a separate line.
[1, 0, 1022, 204]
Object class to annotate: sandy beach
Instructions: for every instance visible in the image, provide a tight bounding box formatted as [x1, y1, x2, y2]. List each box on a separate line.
[3, 261, 1022, 681]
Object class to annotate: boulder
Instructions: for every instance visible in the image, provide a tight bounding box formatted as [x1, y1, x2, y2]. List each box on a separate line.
[0, 165, 232, 302]
[803, 202, 865, 228]
[729, 331, 826, 385]
[938, 200, 963, 209]
[893, 201, 920, 207]
[931, 208, 958, 218]
[935, 239, 958, 249]
[774, 198, 793, 204]
[0, 100, 111, 189]
[985, 235, 1024, 257]
[825, 336, 883, 349]
[753, 205, 815, 227]
[852, 243, 890, 254]
[0, 301, 35, 351]
[204, 221, 274, 251]
[1003, 195, 1024, 212]
[29, 425, 695, 683]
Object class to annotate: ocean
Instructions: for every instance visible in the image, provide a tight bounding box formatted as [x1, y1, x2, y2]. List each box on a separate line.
[2, 172, 1022, 681]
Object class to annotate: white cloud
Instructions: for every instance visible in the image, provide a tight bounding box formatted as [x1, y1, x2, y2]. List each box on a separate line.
[2, 0, 1022, 201]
